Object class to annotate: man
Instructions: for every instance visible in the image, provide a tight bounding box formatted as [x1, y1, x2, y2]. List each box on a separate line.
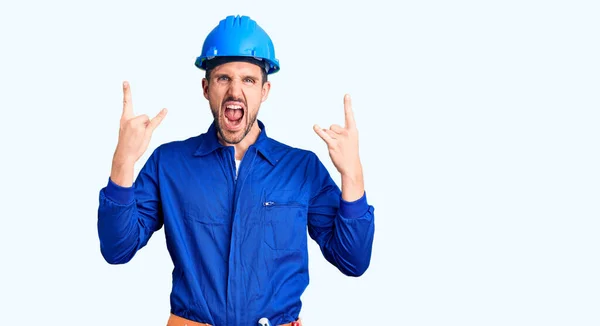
[97, 15, 375, 326]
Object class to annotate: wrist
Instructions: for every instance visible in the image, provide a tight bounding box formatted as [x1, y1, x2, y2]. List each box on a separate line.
[340, 163, 363, 184]
[340, 166, 364, 202]
[110, 159, 135, 188]
[112, 149, 136, 167]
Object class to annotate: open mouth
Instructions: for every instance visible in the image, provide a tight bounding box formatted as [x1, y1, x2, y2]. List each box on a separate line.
[223, 101, 245, 131]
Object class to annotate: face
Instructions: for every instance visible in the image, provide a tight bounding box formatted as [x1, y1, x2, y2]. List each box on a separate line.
[202, 61, 271, 145]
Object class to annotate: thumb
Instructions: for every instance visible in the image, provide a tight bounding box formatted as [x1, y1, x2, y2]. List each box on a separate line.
[148, 108, 168, 132]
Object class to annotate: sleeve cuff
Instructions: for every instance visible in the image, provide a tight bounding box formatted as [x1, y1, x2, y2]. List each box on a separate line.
[339, 191, 369, 218]
[104, 177, 135, 205]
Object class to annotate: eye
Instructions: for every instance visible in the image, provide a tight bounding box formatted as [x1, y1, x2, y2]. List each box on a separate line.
[217, 76, 230, 81]
[244, 78, 256, 84]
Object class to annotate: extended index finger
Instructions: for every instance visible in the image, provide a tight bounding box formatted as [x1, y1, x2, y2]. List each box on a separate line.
[344, 94, 356, 129]
[122, 81, 133, 119]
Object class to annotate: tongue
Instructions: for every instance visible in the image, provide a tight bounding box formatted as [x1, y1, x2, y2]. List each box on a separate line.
[225, 108, 243, 121]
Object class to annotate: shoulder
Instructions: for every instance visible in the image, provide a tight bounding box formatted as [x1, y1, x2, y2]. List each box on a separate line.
[264, 137, 321, 163]
[262, 138, 332, 180]
[159, 135, 201, 152]
[148, 134, 204, 162]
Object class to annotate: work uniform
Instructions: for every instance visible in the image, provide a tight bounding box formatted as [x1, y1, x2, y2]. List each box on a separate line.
[97, 120, 375, 325]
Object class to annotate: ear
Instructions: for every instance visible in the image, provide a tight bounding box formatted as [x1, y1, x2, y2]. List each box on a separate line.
[261, 81, 271, 103]
[202, 78, 209, 100]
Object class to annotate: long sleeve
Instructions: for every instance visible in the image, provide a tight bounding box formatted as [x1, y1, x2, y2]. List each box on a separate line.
[97, 148, 164, 265]
[307, 154, 375, 277]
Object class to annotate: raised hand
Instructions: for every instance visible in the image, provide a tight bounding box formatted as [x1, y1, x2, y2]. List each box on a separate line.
[313, 94, 362, 176]
[111, 81, 167, 187]
[313, 94, 364, 201]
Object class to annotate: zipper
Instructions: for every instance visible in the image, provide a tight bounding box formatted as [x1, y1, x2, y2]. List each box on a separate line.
[225, 147, 237, 326]
[263, 201, 304, 207]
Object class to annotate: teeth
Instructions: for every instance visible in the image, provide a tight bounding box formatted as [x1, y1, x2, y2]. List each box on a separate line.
[226, 105, 242, 109]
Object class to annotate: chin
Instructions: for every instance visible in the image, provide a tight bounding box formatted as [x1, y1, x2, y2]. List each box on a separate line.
[218, 122, 247, 144]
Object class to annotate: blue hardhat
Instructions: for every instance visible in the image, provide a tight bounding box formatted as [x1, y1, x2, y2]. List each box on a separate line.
[195, 15, 280, 74]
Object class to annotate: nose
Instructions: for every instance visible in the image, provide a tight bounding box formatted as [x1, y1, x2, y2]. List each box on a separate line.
[225, 79, 244, 99]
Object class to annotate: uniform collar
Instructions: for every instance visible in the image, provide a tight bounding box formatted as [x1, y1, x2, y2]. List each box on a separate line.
[193, 119, 278, 165]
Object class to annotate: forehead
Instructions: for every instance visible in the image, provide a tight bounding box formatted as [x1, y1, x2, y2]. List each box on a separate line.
[211, 61, 263, 76]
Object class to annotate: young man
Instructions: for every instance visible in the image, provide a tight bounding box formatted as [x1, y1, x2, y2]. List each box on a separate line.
[97, 15, 375, 326]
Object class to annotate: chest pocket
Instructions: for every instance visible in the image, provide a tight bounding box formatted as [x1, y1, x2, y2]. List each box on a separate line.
[263, 189, 308, 251]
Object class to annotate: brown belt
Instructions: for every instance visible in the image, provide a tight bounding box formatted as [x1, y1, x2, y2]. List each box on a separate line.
[167, 313, 302, 326]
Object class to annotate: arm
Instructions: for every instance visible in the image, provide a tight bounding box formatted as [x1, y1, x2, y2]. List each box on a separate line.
[311, 94, 375, 276]
[97, 81, 168, 264]
[307, 156, 375, 277]
[97, 148, 163, 264]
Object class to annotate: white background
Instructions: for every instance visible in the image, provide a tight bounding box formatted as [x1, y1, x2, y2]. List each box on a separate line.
[1, 0, 599, 325]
